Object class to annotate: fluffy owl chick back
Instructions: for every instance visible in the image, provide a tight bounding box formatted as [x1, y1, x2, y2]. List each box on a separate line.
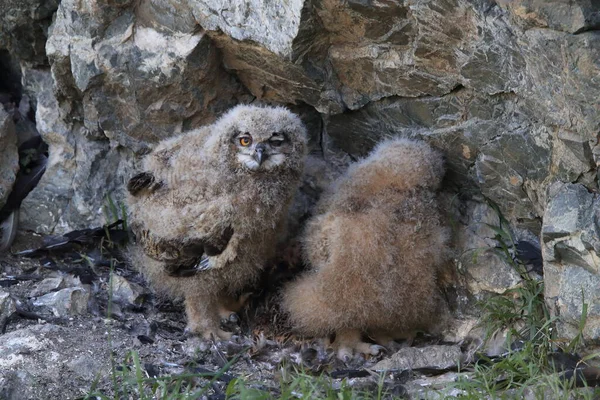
[127, 105, 308, 340]
[282, 138, 450, 359]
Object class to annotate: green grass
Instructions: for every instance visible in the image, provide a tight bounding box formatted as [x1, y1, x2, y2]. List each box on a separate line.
[226, 371, 387, 400]
[103, 193, 128, 229]
[85, 353, 392, 400]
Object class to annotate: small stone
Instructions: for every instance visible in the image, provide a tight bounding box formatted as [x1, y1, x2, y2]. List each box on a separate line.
[29, 277, 65, 298]
[110, 275, 145, 306]
[32, 287, 90, 318]
[0, 290, 16, 328]
[373, 345, 465, 372]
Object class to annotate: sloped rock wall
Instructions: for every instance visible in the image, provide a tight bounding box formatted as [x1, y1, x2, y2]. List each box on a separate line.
[1, 0, 600, 343]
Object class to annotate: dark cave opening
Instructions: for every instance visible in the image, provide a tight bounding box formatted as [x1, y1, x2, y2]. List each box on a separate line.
[0, 49, 49, 251]
[0, 49, 23, 104]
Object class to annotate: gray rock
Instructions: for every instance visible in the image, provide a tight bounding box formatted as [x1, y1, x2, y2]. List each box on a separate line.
[553, 130, 596, 185]
[323, 0, 473, 109]
[542, 183, 600, 342]
[46, 0, 250, 151]
[110, 274, 145, 306]
[191, 0, 305, 58]
[0, 290, 16, 329]
[0, 370, 35, 400]
[497, 0, 600, 33]
[403, 372, 467, 400]
[0, 323, 51, 354]
[0, 0, 58, 65]
[29, 276, 66, 298]
[32, 287, 90, 318]
[520, 29, 600, 140]
[456, 202, 523, 296]
[474, 128, 552, 224]
[373, 344, 464, 372]
[0, 108, 19, 210]
[67, 354, 106, 381]
[18, 69, 136, 234]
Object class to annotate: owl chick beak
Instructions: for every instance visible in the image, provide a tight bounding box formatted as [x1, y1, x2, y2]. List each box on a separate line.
[253, 143, 267, 166]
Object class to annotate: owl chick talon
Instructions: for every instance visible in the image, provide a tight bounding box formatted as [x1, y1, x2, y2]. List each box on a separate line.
[228, 313, 239, 323]
[363, 344, 386, 355]
[219, 312, 239, 324]
[338, 350, 352, 363]
[335, 343, 385, 360]
[195, 256, 212, 271]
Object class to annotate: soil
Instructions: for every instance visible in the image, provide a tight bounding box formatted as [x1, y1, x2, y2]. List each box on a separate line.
[0, 232, 423, 400]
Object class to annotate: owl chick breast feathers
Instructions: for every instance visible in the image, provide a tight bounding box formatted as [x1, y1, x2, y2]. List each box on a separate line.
[128, 104, 308, 277]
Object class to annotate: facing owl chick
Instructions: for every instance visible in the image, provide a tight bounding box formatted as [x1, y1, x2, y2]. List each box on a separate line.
[282, 138, 450, 360]
[127, 104, 308, 340]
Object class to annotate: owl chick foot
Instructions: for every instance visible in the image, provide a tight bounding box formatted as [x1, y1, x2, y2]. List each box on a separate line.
[184, 325, 233, 341]
[334, 329, 386, 362]
[217, 293, 251, 323]
[219, 310, 239, 324]
[369, 332, 395, 347]
[185, 295, 232, 341]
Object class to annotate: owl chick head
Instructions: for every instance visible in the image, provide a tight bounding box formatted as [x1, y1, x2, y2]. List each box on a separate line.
[340, 138, 445, 195]
[210, 104, 308, 173]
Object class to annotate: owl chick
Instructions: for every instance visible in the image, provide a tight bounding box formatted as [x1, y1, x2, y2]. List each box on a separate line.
[127, 104, 308, 340]
[282, 138, 450, 360]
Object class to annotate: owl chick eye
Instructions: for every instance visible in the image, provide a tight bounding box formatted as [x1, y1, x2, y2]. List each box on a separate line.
[269, 133, 285, 147]
[239, 136, 252, 147]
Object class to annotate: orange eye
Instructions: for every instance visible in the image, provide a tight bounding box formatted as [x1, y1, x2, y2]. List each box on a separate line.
[239, 137, 252, 147]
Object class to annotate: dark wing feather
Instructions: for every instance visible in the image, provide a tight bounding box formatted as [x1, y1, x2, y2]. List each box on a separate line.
[127, 172, 160, 195]
[164, 226, 234, 277]
[203, 226, 234, 256]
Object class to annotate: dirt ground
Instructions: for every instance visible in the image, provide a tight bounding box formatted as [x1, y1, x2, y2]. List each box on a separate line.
[0, 231, 438, 400]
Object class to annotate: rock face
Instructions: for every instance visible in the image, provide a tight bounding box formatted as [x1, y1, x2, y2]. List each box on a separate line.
[542, 183, 600, 343]
[0, 0, 58, 66]
[1, 0, 600, 342]
[0, 108, 18, 210]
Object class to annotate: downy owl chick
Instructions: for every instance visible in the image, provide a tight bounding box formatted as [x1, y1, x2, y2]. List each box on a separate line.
[127, 104, 308, 340]
[282, 138, 450, 359]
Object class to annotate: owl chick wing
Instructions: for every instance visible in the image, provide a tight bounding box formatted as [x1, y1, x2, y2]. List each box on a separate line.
[168, 225, 234, 276]
[127, 172, 235, 276]
[127, 172, 162, 195]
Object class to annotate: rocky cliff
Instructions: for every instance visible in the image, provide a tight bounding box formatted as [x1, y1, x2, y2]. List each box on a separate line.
[1, 0, 599, 345]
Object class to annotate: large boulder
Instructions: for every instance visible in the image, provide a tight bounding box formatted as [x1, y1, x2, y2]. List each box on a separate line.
[46, 0, 251, 152]
[16, 0, 252, 233]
